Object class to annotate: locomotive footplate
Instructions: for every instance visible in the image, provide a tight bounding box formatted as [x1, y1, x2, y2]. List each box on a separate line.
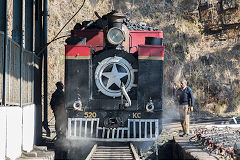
[68, 109, 161, 118]
[67, 110, 162, 141]
[68, 110, 161, 126]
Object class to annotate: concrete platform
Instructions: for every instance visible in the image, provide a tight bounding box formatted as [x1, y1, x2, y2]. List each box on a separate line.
[173, 136, 218, 160]
[16, 145, 55, 160]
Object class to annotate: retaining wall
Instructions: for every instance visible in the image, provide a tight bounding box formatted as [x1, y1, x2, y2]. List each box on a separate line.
[0, 104, 35, 160]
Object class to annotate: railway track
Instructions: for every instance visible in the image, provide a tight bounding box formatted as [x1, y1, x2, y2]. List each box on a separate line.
[86, 143, 141, 160]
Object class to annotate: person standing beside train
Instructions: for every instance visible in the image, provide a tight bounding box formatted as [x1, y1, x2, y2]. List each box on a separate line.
[173, 79, 194, 137]
[50, 81, 67, 139]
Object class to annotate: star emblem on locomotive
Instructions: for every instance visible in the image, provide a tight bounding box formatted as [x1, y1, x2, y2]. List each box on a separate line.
[102, 63, 128, 88]
[95, 56, 135, 97]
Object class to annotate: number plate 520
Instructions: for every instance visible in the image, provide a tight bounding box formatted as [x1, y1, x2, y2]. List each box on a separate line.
[84, 112, 97, 118]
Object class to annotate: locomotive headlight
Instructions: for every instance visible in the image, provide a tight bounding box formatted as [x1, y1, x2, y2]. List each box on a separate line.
[107, 27, 125, 45]
[73, 100, 83, 111]
[146, 99, 154, 112]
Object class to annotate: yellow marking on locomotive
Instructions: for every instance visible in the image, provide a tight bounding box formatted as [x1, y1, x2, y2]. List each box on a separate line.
[133, 113, 141, 118]
[84, 112, 97, 118]
[138, 56, 164, 60]
[66, 56, 90, 60]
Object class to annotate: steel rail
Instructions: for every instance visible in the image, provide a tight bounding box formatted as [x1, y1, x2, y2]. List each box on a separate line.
[130, 143, 141, 160]
[86, 143, 141, 160]
[86, 144, 98, 160]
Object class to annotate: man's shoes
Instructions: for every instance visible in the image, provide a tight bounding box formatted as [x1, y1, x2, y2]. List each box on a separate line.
[182, 134, 188, 137]
[180, 134, 188, 137]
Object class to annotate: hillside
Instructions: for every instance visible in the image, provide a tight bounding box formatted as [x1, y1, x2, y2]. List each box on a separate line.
[47, 0, 240, 121]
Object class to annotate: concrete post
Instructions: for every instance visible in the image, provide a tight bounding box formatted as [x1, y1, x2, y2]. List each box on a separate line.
[25, 0, 34, 106]
[12, 0, 24, 109]
[43, 0, 50, 137]
[34, 0, 43, 145]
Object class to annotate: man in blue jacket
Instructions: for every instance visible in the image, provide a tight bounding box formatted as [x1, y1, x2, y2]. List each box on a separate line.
[174, 79, 194, 137]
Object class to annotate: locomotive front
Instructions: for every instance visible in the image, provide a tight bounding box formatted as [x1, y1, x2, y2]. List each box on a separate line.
[65, 12, 165, 142]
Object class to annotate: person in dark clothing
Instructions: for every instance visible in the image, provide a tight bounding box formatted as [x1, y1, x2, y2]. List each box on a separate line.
[50, 81, 67, 138]
[173, 79, 194, 137]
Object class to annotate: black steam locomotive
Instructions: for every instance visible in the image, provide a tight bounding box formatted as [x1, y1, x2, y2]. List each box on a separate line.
[64, 11, 164, 154]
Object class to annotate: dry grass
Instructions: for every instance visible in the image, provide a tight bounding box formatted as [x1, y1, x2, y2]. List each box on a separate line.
[123, 0, 240, 116]
[5, 0, 240, 120]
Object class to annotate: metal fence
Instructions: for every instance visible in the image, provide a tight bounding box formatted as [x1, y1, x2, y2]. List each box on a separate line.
[22, 49, 34, 104]
[0, 32, 34, 106]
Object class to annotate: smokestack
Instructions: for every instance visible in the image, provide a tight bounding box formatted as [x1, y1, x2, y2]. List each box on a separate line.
[108, 12, 125, 29]
[112, 0, 120, 10]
